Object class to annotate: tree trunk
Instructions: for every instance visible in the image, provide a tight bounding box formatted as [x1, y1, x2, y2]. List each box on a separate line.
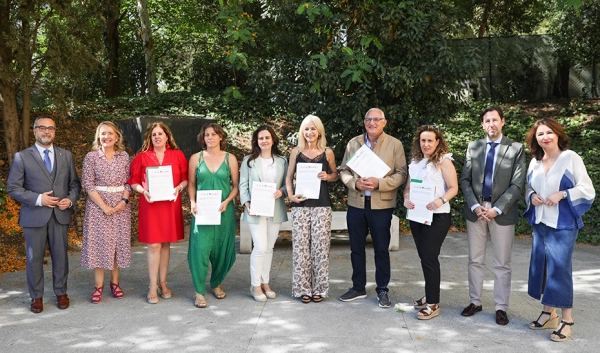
[553, 59, 570, 99]
[21, 86, 32, 147]
[137, 0, 157, 95]
[478, 2, 492, 38]
[1, 83, 22, 166]
[105, 0, 122, 98]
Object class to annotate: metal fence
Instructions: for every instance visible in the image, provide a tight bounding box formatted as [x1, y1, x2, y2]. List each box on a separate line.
[458, 35, 599, 101]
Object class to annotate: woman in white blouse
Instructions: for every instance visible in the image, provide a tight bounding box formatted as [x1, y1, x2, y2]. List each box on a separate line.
[239, 126, 288, 302]
[524, 118, 595, 342]
[403, 125, 458, 320]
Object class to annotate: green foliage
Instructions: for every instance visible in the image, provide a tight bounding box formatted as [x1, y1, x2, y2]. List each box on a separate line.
[273, 0, 480, 158]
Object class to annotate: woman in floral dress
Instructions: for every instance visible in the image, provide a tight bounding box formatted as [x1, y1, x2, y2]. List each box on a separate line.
[81, 121, 132, 303]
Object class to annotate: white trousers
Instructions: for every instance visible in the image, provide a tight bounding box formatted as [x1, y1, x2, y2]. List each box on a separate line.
[249, 216, 281, 286]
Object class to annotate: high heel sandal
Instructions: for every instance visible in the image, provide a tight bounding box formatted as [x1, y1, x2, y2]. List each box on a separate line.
[550, 320, 574, 342]
[109, 281, 124, 299]
[91, 286, 104, 304]
[417, 304, 440, 320]
[159, 281, 172, 299]
[147, 285, 159, 304]
[413, 296, 427, 309]
[529, 308, 559, 330]
[261, 284, 276, 299]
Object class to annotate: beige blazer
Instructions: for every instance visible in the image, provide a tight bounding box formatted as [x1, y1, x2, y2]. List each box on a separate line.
[339, 132, 407, 209]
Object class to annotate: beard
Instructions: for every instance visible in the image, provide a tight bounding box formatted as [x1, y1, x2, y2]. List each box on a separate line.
[36, 135, 54, 146]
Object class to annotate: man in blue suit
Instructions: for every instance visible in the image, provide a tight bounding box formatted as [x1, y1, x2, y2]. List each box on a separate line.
[7, 115, 81, 313]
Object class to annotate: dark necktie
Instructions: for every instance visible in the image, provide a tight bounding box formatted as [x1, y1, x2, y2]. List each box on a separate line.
[43, 149, 52, 173]
[482, 142, 498, 199]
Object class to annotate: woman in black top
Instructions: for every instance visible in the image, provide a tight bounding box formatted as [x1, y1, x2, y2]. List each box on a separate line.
[286, 115, 338, 303]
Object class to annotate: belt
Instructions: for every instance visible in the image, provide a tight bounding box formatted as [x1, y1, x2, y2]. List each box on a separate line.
[481, 196, 491, 202]
[96, 186, 125, 192]
[364, 196, 371, 201]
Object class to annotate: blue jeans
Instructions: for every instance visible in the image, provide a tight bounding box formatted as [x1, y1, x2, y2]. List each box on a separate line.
[528, 223, 578, 308]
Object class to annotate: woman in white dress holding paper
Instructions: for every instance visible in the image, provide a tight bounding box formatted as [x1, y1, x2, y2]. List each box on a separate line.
[286, 115, 338, 303]
[239, 125, 288, 302]
[403, 125, 458, 320]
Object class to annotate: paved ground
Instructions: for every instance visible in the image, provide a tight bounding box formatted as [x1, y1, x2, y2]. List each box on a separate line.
[1, 232, 599, 353]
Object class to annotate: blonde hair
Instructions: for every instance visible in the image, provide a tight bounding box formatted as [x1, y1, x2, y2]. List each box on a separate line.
[140, 121, 180, 152]
[297, 114, 327, 152]
[92, 121, 126, 152]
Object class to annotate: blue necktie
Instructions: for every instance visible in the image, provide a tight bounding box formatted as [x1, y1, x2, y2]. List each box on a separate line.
[482, 142, 498, 199]
[43, 149, 52, 173]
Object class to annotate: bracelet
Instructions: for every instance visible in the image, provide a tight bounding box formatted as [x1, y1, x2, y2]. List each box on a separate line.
[121, 198, 129, 204]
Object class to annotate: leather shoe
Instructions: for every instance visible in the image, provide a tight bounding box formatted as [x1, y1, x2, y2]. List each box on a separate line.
[56, 294, 70, 310]
[496, 310, 509, 325]
[461, 303, 482, 317]
[30, 298, 43, 314]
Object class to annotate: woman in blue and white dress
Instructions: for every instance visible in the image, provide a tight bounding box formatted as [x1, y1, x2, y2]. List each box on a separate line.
[524, 118, 595, 342]
[403, 125, 458, 320]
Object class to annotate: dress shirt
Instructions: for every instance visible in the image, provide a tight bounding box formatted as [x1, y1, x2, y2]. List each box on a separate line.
[470, 136, 503, 215]
[34, 143, 54, 207]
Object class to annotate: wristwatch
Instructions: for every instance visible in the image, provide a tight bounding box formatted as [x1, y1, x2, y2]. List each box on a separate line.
[121, 198, 129, 204]
[440, 197, 448, 204]
[562, 191, 568, 199]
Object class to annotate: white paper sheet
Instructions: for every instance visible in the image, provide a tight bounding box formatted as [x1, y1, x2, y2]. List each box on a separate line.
[346, 144, 391, 178]
[195, 190, 222, 225]
[406, 179, 435, 225]
[250, 181, 276, 217]
[146, 166, 176, 201]
[295, 163, 321, 199]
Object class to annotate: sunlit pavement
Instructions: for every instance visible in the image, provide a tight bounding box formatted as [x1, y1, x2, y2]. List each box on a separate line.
[1, 232, 599, 352]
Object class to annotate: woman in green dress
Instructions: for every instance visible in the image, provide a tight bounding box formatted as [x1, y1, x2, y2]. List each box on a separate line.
[187, 123, 239, 308]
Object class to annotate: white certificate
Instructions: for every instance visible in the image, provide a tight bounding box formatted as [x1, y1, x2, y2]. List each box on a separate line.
[195, 190, 222, 225]
[250, 181, 276, 217]
[295, 163, 321, 199]
[146, 166, 176, 202]
[346, 144, 391, 178]
[406, 179, 435, 225]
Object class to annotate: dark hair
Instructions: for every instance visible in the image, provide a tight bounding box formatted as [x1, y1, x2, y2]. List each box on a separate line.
[480, 106, 504, 122]
[526, 118, 570, 160]
[140, 121, 180, 152]
[247, 125, 282, 167]
[410, 125, 449, 168]
[197, 123, 227, 151]
[33, 114, 55, 127]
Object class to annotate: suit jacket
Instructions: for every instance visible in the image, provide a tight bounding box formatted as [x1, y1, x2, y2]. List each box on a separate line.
[339, 132, 407, 209]
[460, 136, 525, 225]
[7, 144, 81, 227]
[239, 155, 288, 224]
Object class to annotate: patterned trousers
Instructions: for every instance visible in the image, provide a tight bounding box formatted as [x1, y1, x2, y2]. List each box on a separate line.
[291, 207, 332, 297]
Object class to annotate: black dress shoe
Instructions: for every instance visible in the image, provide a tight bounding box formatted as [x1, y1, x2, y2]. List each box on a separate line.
[30, 298, 43, 314]
[56, 294, 69, 310]
[461, 303, 482, 317]
[496, 310, 509, 325]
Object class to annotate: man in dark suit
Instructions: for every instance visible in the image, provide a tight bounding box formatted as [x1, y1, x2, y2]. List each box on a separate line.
[7, 115, 81, 313]
[460, 106, 525, 325]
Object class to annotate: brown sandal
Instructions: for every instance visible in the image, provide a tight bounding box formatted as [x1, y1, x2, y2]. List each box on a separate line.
[194, 294, 207, 308]
[212, 286, 226, 299]
[417, 304, 440, 320]
[413, 296, 427, 309]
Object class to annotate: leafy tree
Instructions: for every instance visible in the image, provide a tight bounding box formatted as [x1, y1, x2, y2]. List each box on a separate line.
[452, 0, 551, 37]
[0, 1, 103, 165]
[259, 0, 480, 154]
[552, 0, 600, 97]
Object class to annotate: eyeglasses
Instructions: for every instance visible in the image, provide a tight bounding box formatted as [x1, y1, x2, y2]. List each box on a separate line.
[421, 125, 439, 131]
[364, 118, 385, 123]
[34, 125, 56, 132]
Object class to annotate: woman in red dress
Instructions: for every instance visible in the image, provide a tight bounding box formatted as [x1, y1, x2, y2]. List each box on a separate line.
[129, 122, 188, 304]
